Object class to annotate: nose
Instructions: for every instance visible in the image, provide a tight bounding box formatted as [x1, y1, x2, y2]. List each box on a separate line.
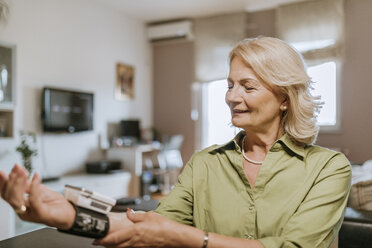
[225, 85, 242, 105]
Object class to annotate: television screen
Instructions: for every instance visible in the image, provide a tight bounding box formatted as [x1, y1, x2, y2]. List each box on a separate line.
[42, 87, 94, 133]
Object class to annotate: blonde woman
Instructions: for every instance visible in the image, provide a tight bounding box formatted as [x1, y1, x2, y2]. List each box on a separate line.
[0, 37, 351, 248]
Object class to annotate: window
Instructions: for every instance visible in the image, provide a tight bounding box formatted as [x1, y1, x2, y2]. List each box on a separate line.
[201, 61, 339, 148]
[307, 61, 338, 128]
[277, 0, 344, 131]
[202, 79, 238, 148]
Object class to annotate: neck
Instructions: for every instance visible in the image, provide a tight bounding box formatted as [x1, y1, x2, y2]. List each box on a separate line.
[243, 128, 284, 154]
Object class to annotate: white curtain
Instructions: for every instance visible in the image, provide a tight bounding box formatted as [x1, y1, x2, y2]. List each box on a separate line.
[194, 12, 247, 82]
[192, 13, 246, 150]
[276, 0, 344, 64]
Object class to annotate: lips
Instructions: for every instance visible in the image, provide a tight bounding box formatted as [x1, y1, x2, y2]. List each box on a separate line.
[233, 109, 249, 114]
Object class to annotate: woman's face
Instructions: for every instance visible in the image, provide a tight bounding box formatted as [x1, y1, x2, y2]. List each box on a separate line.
[226, 56, 285, 133]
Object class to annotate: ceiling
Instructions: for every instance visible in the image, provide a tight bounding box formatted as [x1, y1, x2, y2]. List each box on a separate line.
[95, 0, 308, 22]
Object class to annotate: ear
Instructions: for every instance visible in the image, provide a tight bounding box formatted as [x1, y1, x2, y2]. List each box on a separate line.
[280, 97, 289, 111]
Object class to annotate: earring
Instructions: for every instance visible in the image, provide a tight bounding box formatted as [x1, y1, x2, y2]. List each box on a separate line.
[282, 105, 287, 111]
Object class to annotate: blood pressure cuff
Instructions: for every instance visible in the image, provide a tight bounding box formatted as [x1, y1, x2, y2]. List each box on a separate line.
[58, 204, 109, 239]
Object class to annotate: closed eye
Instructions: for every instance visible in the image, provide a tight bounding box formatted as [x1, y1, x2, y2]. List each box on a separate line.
[240, 79, 258, 91]
[227, 79, 234, 90]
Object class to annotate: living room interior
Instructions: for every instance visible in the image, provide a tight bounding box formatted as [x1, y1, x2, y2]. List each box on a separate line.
[0, 0, 372, 246]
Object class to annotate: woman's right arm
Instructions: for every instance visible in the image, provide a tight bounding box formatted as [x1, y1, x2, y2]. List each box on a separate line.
[0, 164, 75, 229]
[154, 157, 195, 225]
[0, 164, 131, 233]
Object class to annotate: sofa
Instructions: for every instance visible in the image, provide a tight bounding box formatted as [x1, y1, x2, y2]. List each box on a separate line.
[338, 162, 372, 248]
[339, 207, 372, 248]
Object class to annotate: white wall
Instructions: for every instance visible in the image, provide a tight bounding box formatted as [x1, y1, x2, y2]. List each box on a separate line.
[0, 0, 153, 176]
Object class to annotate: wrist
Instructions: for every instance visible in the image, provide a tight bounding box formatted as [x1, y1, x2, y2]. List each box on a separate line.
[107, 212, 132, 234]
[58, 202, 76, 230]
[167, 221, 206, 248]
[202, 231, 209, 248]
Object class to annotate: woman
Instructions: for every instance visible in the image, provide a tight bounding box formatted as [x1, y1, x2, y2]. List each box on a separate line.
[0, 37, 351, 247]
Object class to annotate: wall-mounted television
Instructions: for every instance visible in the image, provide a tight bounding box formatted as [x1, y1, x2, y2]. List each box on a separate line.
[42, 87, 94, 133]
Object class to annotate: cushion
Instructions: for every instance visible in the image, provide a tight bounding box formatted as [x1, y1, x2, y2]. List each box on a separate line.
[348, 161, 372, 211]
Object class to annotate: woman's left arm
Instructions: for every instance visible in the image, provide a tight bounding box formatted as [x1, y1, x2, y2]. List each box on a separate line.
[258, 153, 351, 248]
[94, 209, 264, 248]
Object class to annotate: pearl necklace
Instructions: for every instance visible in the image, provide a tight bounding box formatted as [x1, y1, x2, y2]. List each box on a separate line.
[241, 136, 264, 165]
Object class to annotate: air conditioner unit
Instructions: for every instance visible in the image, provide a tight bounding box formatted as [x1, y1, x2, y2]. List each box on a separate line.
[147, 20, 194, 42]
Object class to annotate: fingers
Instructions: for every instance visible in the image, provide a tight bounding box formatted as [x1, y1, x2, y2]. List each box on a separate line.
[11, 164, 29, 178]
[15, 164, 32, 194]
[3, 165, 29, 209]
[93, 209, 147, 247]
[126, 208, 145, 223]
[31, 172, 41, 189]
[94, 209, 139, 246]
[19, 173, 44, 223]
[17, 164, 29, 178]
[28, 173, 42, 212]
[107, 212, 134, 235]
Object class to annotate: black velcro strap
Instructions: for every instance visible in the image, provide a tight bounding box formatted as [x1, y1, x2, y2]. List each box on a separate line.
[58, 205, 109, 239]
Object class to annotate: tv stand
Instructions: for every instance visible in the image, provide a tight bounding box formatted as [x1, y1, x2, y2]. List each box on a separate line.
[107, 144, 158, 197]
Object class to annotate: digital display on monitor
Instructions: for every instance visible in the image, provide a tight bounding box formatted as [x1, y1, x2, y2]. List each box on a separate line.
[120, 120, 141, 140]
[42, 87, 94, 133]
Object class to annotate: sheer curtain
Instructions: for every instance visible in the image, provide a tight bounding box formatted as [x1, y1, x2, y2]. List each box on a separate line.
[277, 0, 344, 130]
[192, 13, 247, 149]
[277, 0, 344, 65]
[194, 12, 247, 82]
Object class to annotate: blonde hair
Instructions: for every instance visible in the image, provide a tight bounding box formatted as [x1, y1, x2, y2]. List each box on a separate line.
[229, 37, 321, 145]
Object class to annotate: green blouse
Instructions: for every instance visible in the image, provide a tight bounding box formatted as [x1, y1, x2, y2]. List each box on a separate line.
[155, 132, 351, 247]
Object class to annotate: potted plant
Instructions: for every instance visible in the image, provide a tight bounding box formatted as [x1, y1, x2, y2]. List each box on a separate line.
[16, 131, 38, 175]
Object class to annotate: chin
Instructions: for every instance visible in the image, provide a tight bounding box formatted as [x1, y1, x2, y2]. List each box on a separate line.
[231, 119, 248, 129]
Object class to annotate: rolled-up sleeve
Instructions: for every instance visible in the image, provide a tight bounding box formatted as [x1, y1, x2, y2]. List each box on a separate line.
[258, 153, 351, 248]
[154, 156, 195, 225]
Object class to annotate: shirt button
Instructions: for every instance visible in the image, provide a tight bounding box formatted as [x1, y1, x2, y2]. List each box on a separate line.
[248, 205, 255, 211]
[246, 234, 254, 239]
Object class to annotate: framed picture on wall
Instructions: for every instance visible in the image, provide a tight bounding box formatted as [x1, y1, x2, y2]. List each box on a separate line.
[115, 63, 135, 100]
[0, 42, 15, 104]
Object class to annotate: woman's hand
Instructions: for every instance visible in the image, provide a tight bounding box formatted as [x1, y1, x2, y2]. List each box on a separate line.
[107, 211, 134, 235]
[94, 209, 191, 248]
[0, 164, 75, 230]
